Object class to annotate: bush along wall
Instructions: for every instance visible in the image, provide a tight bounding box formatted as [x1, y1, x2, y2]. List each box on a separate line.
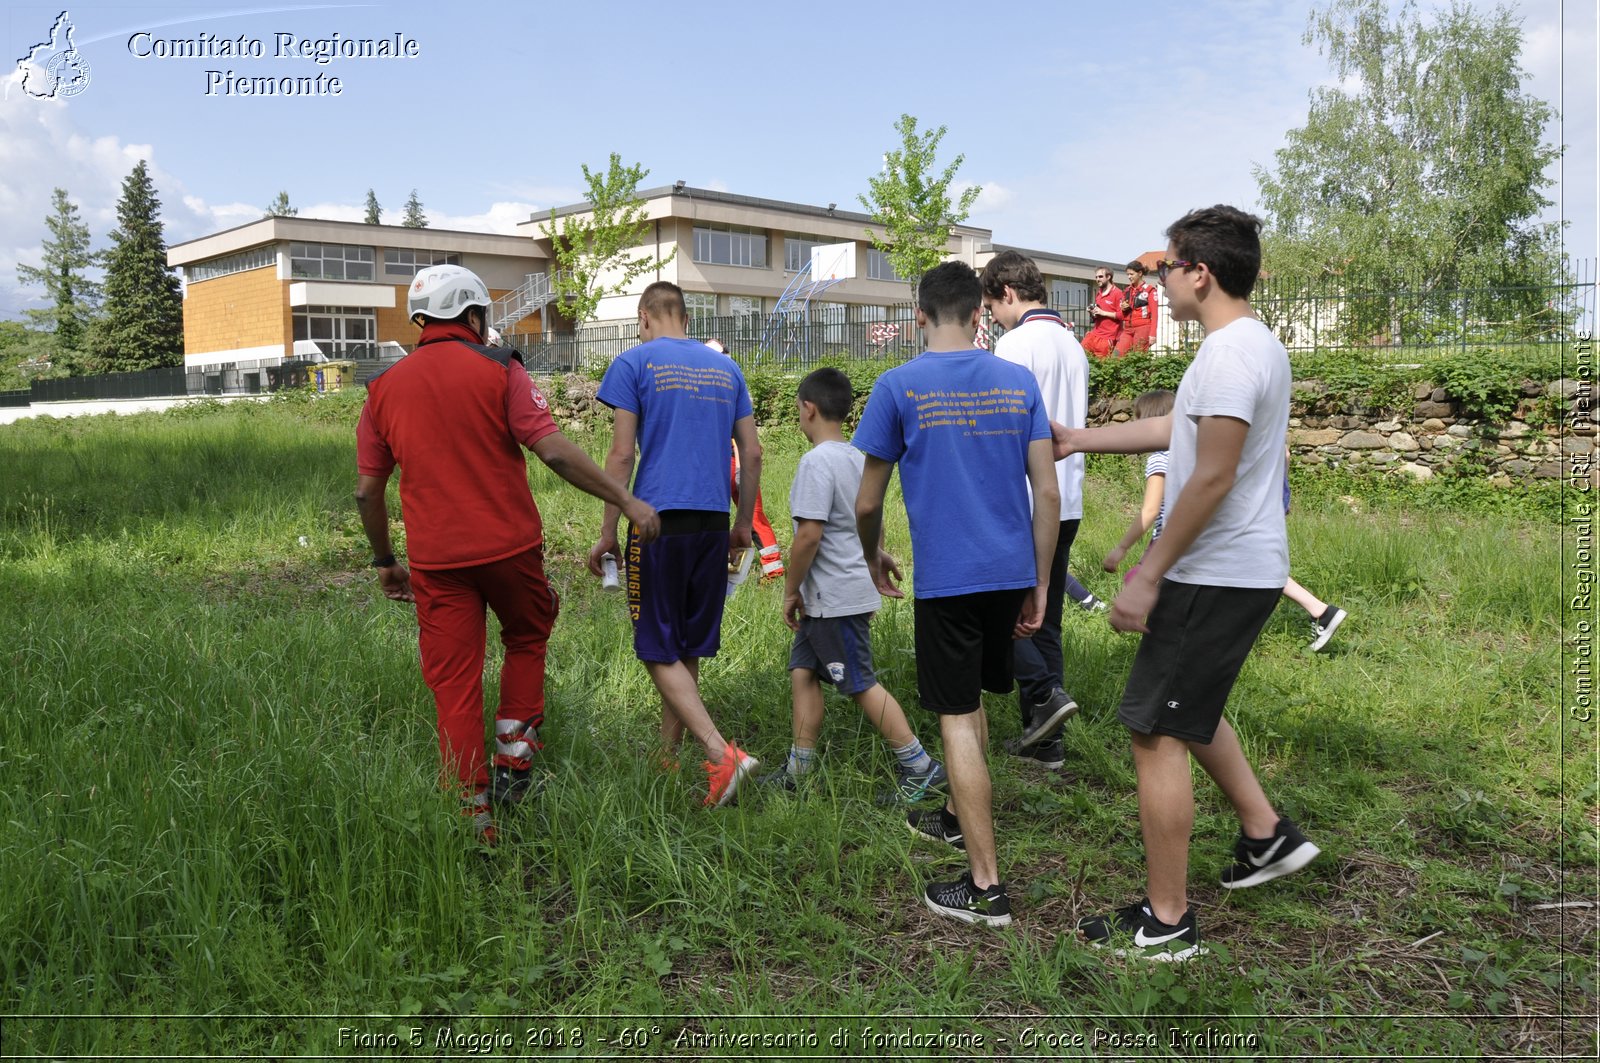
[534, 345, 1590, 488]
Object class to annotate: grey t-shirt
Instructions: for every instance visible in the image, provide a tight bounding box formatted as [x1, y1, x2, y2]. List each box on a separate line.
[789, 440, 883, 618]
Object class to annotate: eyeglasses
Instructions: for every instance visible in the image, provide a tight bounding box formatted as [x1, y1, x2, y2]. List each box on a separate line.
[1156, 258, 1195, 283]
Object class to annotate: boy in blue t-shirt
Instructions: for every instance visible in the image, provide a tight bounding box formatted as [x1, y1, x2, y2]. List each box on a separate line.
[589, 282, 761, 808]
[854, 261, 1061, 927]
[767, 367, 946, 804]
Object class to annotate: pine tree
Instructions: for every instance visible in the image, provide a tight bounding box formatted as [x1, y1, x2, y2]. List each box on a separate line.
[264, 190, 298, 217]
[16, 187, 100, 356]
[401, 190, 427, 228]
[363, 189, 382, 225]
[91, 161, 184, 372]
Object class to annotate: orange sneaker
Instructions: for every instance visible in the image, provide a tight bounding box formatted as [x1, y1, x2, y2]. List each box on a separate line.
[703, 743, 759, 808]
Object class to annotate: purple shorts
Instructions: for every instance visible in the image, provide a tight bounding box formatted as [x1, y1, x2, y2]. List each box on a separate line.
[627, 510, 728, 663]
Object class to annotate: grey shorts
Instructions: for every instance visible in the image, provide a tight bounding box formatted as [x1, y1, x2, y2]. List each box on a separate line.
[1118, 580, 1280, 743]
[788, 612, 878, 696]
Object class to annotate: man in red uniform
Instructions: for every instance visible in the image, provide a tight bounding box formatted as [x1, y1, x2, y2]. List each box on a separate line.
[356, 265, 660, 844]
[1082, 267, 1124, 358]
[1116, 261, 1161, 354]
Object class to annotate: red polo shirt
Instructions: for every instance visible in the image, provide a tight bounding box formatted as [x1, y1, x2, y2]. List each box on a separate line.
[357, 322, 559, 569]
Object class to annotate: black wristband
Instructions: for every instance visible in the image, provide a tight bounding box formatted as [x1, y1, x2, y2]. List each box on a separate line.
[371, 554, 397, 568]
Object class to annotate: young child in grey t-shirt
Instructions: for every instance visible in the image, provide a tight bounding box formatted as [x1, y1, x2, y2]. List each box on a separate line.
[767, 368, 946, 804]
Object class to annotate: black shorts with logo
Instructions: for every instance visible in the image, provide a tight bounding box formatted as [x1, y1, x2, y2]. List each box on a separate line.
[1118, 580, 1280, 743]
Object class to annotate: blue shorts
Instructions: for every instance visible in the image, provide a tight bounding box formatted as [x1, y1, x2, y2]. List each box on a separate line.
[788, 612, 878, 696]
[627, 511, 728, 663]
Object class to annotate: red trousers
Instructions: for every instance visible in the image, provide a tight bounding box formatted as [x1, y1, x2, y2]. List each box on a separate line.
[1116, 325, 1153, 354]
[730, 455, 784, 578]
[1082, 329, 1122, 358]
[410, 545, 559, 796]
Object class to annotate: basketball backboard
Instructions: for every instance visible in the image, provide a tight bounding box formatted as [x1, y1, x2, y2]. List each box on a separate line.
[810, 242, 857, 281]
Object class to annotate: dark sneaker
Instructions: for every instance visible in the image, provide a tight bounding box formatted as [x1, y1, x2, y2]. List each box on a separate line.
[1080, 594, 1109, 613]
[760, 769, 805, 793]
[1078, 899, 1204, 962]
[878, 760, 949, 805]
[1309, 606, 1347, 652]
[1018, 688, 1080, 747]
[907, 805, 965, 851]
[923, 872, 1012, 926]
[1220, 816, 1320, 889]
[1004, 735, 1065, 770]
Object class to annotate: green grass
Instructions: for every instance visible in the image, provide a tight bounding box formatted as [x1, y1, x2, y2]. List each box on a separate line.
[0, 392, 1593, 1058]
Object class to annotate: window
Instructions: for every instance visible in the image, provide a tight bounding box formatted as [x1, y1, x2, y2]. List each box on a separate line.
[684, 292, 717, 329]
[188, 246, 275, 283]
[1052, 279, 1089, 308]
[290, 242, 375, 281]
[866, 248, 901, 282]
[729, 295, 762, 328]
[692, 225, 767, 268]
[383, 247, 461, 278]
[292, 305, 379, 358]
[784, 236, 825, 273]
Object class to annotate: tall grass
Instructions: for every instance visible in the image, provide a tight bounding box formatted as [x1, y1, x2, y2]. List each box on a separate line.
[0, 396, 1589, 1058]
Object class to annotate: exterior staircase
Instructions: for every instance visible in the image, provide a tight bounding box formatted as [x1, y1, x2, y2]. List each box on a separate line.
[490, 272, 561, 337]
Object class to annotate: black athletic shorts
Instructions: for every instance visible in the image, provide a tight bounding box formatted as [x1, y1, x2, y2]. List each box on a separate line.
[1118, 580, 1280, 743]
[913, 588, 1030, 715]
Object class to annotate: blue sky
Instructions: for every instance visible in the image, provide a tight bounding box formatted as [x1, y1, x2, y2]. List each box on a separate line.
[1, 0, 1593, 321]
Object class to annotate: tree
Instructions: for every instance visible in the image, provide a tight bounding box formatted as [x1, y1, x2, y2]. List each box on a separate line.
[363, 189, 382, 225]
[540, 154, 676, 325]
[90, 160, 184, 372]
[263, 190, 298, 218]
[857, 114, 981, 299]
[401, 190, 427, 229]
[16, 187, 100, 356]
[1254, 0, 1562, 342]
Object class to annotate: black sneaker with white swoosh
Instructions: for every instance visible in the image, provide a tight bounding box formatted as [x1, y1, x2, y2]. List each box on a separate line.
[1077, 899, 1204, 962]
[1219, 815, 1320, 889]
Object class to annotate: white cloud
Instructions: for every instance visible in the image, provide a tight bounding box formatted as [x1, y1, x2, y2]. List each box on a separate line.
[970, 181, 1012, 212]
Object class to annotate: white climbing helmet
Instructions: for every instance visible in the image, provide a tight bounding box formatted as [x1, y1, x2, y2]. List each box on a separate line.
[407, 264, 491, 325]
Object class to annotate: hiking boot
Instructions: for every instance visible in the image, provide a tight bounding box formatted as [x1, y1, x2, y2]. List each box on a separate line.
[1078, 899, 1204, 962]
[703, 743, 759, 808]
[1220, 816, 1321, 889]
[923, 872, 1012, 926]
[1309, 606, 1347, 652]
[877, 760, 949, 805]
[489, 764, 537, 809]
[1018, 688, 1079, 747]
[907, 805, 965, 850]
[1004, 735, 1065, 771]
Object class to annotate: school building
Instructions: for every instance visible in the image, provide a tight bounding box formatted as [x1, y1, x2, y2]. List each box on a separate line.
[166, 185, 1123, 375]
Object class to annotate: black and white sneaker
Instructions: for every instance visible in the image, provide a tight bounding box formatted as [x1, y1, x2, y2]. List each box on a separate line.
[907, 805, 965, 850]
[1078, 899, 1204, 962]
[1220, 816, 1320, 889]
[1309, 606, 1347, 652]
[924, 872, 1012, 926]
[1004, 735, 1065, 771]
[1018, 688, 1080, 747]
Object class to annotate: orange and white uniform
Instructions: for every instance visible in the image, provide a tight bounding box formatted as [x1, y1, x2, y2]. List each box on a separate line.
[1117, 280, 1160, 353]
[1082, 284, 1124, 358]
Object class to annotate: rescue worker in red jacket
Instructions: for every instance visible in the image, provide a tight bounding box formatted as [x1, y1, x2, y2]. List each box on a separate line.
[707, 339, 784, 581]
[1115, 260, 1161, 354]
[356, 265, 660, 844]
[1082, 266, 1124, 358]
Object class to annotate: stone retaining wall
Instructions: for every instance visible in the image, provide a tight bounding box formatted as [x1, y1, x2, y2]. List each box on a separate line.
[1089, 377, 1593, 488]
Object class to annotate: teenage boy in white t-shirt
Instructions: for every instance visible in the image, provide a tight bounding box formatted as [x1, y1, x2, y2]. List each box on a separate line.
[1055, 205, 1320, 961]
[981, 250, 1091, 769]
